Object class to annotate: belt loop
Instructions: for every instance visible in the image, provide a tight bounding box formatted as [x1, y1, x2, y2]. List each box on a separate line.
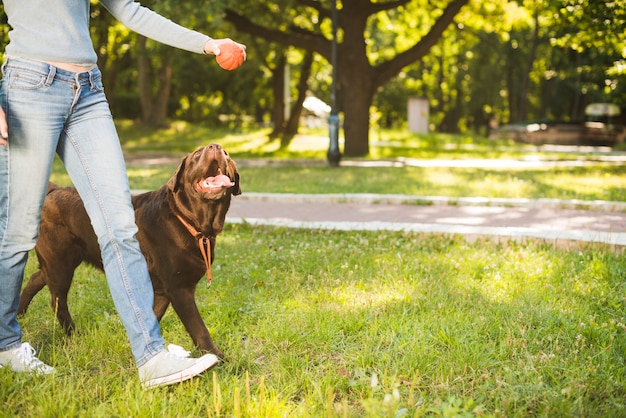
[88, 70, 94, 90]
[44, 65, 56, 86]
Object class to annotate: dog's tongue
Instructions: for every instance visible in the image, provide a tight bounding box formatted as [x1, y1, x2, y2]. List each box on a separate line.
[199, 174, 235, 192]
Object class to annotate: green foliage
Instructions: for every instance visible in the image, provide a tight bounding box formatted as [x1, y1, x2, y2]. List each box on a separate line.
[4, 1, 622, 143]
[374, 0, 626, 132]
[5, 226, 626, 416]
[549, 0, 626, 55]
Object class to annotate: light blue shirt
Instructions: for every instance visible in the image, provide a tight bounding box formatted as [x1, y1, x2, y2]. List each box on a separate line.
[3, 0, 210, 65]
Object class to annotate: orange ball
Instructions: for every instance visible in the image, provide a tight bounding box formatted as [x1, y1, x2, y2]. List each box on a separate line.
[216, 43, 246, 71]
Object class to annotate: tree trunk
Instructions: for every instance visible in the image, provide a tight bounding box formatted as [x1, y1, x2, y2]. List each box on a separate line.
[149, 54, 173, 127]
[341, 77, 374, 156]
[505, 46, 519, 123]
[281, 51, 314, 148]
[137, 35, 173, 128]
[336, 5, 372, 157]
[270, 52, 287, 139]
[137, 36, 153, 122]
[518, 10, 540, 122]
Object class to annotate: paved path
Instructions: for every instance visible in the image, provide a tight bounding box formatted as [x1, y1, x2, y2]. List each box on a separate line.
[125, 153, 626, 247]
[226, 193, 626, 247]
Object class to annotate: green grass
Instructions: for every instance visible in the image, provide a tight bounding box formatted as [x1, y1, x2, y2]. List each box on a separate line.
[5, 226, 626, 417]
[5, 122, 625, 416]
[112, 121, 626, 160]
[50, 160, 626, 202]
[46, 122, 626, 202]
[223, 165, 626, 202]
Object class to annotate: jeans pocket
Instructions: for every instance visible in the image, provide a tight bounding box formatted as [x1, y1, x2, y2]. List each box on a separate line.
[7, 69, 46, 90]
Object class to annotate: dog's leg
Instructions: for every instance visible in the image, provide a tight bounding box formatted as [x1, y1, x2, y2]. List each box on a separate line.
[168, 287, 224, 358]
[153, 292, 170, 320]
[48, 281, 76, 335]
[18, 270, 48, 315]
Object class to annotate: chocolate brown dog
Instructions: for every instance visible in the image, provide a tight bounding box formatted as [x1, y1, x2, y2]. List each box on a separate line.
[18, 143, 240, 358]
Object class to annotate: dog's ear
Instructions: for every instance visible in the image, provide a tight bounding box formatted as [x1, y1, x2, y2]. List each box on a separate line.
[167, 156, 187, 193]
[227, 158, 242, 196]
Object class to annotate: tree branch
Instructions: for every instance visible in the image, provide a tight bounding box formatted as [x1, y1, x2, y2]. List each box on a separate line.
[369, 0, 412, 14]
[296, 0, 331, 20]
[224, 9, 331, 58]
[374, 0, 469, 87]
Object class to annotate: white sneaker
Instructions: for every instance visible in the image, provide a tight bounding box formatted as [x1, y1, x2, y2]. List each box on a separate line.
[138, 344, 219, 389]
[0, 342, 55, 375]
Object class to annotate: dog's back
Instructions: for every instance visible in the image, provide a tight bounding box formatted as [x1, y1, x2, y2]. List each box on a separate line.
[17, 183, 158, 330]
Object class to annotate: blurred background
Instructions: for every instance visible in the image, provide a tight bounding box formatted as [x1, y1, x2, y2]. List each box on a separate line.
[2, 0, 623, 155]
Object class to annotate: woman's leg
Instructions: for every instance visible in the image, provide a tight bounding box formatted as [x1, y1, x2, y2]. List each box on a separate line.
[56, 67, 165, 366]
[0, 60, 64, 352]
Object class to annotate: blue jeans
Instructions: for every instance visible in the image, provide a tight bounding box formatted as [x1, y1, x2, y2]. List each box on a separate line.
[0, 58, 165, 366]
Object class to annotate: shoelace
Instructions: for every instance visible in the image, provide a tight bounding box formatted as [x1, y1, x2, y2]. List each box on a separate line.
[15, 343, 47, 370]
[167, 344, 191, 358]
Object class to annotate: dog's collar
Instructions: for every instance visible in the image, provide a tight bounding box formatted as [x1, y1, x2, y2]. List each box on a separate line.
[175, 213, 215, 286]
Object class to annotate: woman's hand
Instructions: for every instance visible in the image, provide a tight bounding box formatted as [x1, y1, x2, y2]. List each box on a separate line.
[0, 107, 7, 146]
[203, 38, 246, 58]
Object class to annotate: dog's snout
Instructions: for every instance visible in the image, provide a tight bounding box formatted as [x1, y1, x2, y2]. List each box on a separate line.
[203, 144, 226, 160]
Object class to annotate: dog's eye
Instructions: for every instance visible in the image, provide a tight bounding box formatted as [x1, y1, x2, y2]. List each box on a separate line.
[192, 150, 202, 159]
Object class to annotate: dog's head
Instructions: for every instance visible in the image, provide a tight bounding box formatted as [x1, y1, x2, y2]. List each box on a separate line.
[167, 144, 241, 199]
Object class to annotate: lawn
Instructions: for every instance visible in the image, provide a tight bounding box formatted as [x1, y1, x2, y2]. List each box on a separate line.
[47, 122, 626, 203]
[3, 122, 625, 417]
[5, 226, 625, 417]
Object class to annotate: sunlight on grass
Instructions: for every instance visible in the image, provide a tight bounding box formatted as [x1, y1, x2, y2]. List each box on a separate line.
[287, 135, 335, 153]
[540, 170, 626, 201]
[283, 278, 413, 319]
[8, 225, 626, 416]
[118, 120, 288, 156]
[114, 120, 595, 160]
[39, 120, 626, 203]
[232, 164, 626, 201]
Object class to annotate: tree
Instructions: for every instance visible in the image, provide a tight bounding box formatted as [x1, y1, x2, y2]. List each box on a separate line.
[225, 0, 469, 156]
[547, 0, 626, 115]
[374, 0, 626, 133]
[265, 48, 316, 146]
[549, 0, 626, 55]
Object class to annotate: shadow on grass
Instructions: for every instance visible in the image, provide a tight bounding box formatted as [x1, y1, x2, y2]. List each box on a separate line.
[12, 219, 626, 416]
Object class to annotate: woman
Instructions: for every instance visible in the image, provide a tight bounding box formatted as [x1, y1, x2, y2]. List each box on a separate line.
[0, 0, 246, 389]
